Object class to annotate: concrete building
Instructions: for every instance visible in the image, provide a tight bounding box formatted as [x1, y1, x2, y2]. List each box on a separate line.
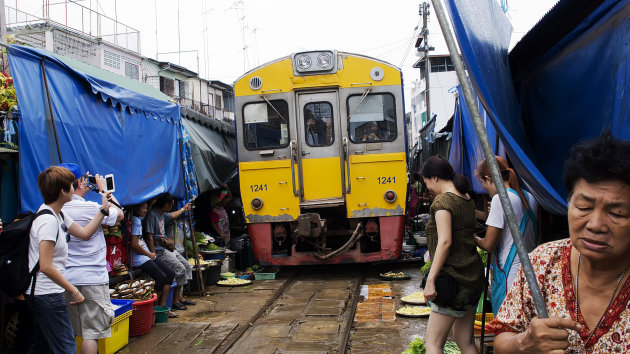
[408, 54, 458, 147]
[5, 1, 234, 121]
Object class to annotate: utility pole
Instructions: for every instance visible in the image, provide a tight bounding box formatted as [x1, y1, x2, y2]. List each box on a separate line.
[0, 0, 6, 43]
[421, 2, 431, 127]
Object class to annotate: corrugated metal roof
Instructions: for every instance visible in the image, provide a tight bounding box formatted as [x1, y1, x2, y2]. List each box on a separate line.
[46, 51, 172, 102]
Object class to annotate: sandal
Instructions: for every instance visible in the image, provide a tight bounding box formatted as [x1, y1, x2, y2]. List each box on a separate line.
[168, 310, 179, 318]
[180, 299, 196, 306]
[171, 302, 188, 311]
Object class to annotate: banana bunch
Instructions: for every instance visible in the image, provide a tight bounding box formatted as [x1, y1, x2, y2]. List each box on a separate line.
[110, 279, 155, 299]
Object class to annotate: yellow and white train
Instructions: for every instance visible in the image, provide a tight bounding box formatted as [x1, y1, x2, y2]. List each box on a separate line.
[234, 50, 407, 265]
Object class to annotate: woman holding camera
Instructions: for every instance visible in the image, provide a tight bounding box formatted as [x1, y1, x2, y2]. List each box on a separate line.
[27, 166, 112, 353]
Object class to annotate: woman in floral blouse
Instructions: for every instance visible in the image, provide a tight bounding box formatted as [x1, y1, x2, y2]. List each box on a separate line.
[492, 131, 630, 353]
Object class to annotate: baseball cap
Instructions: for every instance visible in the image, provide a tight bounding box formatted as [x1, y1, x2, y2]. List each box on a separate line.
[58, 163, 82, 180]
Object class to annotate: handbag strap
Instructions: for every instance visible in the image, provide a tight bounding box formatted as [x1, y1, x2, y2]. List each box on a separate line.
[498, 189, 536, 275]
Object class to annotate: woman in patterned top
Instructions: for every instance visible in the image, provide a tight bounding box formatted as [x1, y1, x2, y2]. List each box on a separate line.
[492, 131, 630, 353]
[421, 155, 484, 353]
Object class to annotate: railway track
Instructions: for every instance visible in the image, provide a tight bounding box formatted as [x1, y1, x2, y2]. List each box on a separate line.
[214, 265, 366, 353]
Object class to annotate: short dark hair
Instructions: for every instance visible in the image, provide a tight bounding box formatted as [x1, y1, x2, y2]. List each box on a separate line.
[563, 130, 630, 198]
[421, 155, 470, 194]
[153, 192, 174, 209]
[37, 166, 75, 204]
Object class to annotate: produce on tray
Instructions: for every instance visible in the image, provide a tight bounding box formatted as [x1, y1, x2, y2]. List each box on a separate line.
[110, 279, 154, 299]
[401, 291, 425, 303]
[396, 306, 431, 316]
[206, 243, 222, 251]
[217, 278, 251, 285]
[187, 258, 218, 267]
[380, 271, 407, 278]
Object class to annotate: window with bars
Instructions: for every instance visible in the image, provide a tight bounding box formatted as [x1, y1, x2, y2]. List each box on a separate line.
[178, 80, 189, 99]
[160, 76, 175, 97]
[430, 57, 455, 73]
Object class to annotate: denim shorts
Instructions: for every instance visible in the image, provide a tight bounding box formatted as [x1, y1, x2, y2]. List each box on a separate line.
[26, 292, 76, 354]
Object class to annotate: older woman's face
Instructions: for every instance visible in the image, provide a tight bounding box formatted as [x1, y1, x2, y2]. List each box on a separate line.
[568, 179, 630, 263]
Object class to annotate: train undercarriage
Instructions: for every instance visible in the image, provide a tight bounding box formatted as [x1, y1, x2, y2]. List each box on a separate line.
[248, 206, 404, 265]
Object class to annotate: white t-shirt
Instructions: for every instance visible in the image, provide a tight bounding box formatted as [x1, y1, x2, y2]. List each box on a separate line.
[486, 190, 538, 288]
[62, 195, 119, 285]
[27, 205, 74, 295]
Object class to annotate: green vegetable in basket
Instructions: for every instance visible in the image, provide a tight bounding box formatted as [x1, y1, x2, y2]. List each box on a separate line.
[402, 337, 425, 354]
[420, 260, 432, 276]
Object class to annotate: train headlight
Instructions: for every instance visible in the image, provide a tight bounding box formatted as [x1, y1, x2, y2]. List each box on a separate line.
[292, 50, 337, 75]
[384, 190, 397, 203]
[317, 53, 332, 69]
[296, 55, 312, 70]
[251, 198, 264, 210]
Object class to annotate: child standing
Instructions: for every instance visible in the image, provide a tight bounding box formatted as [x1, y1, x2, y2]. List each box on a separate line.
[210, 184, 232, 248]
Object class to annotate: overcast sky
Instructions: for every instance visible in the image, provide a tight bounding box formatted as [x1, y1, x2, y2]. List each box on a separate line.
[12, 0, 557, 100]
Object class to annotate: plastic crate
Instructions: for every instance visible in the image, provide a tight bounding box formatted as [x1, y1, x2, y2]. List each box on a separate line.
[254, 268, 279, 280]
[111, 299, 134, 317]
[76, 310, 132, 354]
[475, 313, 494, 322]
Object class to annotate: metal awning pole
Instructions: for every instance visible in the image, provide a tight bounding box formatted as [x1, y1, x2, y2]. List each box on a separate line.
[431, 0, 548, 319]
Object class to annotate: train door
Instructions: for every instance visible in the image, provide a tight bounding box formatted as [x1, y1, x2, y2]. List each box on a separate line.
[296, 91, 344, 207]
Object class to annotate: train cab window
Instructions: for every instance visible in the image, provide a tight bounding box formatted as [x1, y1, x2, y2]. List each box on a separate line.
[243, 100, 290, 150]
[347, 93, 397, 143]
[304, 102, 334, 147]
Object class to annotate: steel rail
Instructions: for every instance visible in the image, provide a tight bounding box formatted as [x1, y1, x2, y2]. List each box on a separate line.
[431, 0, 548, 318]
[213, 270, 300, 354]
[339, 268, 365, 353]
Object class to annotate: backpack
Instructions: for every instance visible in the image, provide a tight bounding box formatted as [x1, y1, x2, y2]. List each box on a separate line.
[0, 209, 61, 298]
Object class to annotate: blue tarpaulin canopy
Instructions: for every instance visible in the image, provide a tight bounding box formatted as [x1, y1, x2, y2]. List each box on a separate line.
[8, 45, 185, 213]
[448, 86, 504, 194]
[444, 0, 630, 214]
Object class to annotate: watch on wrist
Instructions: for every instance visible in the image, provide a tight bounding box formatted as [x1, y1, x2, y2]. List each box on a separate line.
[99, 207, 110, 216]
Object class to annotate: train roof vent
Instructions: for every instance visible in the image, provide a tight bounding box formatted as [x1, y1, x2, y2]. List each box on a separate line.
[249, 76, 263, 90]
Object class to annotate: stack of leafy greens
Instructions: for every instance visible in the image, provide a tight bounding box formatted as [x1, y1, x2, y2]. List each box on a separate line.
[402, 338, 461, 354]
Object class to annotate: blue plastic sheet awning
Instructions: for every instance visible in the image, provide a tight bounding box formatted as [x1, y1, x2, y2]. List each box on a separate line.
[8, 45, 185, 212]
[448, 86, 503, 194]
[444, 0, 630, 214]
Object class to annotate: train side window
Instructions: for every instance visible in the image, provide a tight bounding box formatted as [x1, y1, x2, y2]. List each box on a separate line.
[243, 100, 290, 150]
[304, 102, 334, 147]
[347, 93, 397, 143]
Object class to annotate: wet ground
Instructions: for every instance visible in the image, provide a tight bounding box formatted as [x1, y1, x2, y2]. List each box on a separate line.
[118, 259, 456, 353]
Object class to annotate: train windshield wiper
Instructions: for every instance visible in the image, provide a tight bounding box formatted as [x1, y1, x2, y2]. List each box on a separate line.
[261, 95, 287, 122]
[347, 88, 372, 121]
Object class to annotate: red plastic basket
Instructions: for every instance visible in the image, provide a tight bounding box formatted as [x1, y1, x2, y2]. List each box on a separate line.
[129, 293, 157, 337]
